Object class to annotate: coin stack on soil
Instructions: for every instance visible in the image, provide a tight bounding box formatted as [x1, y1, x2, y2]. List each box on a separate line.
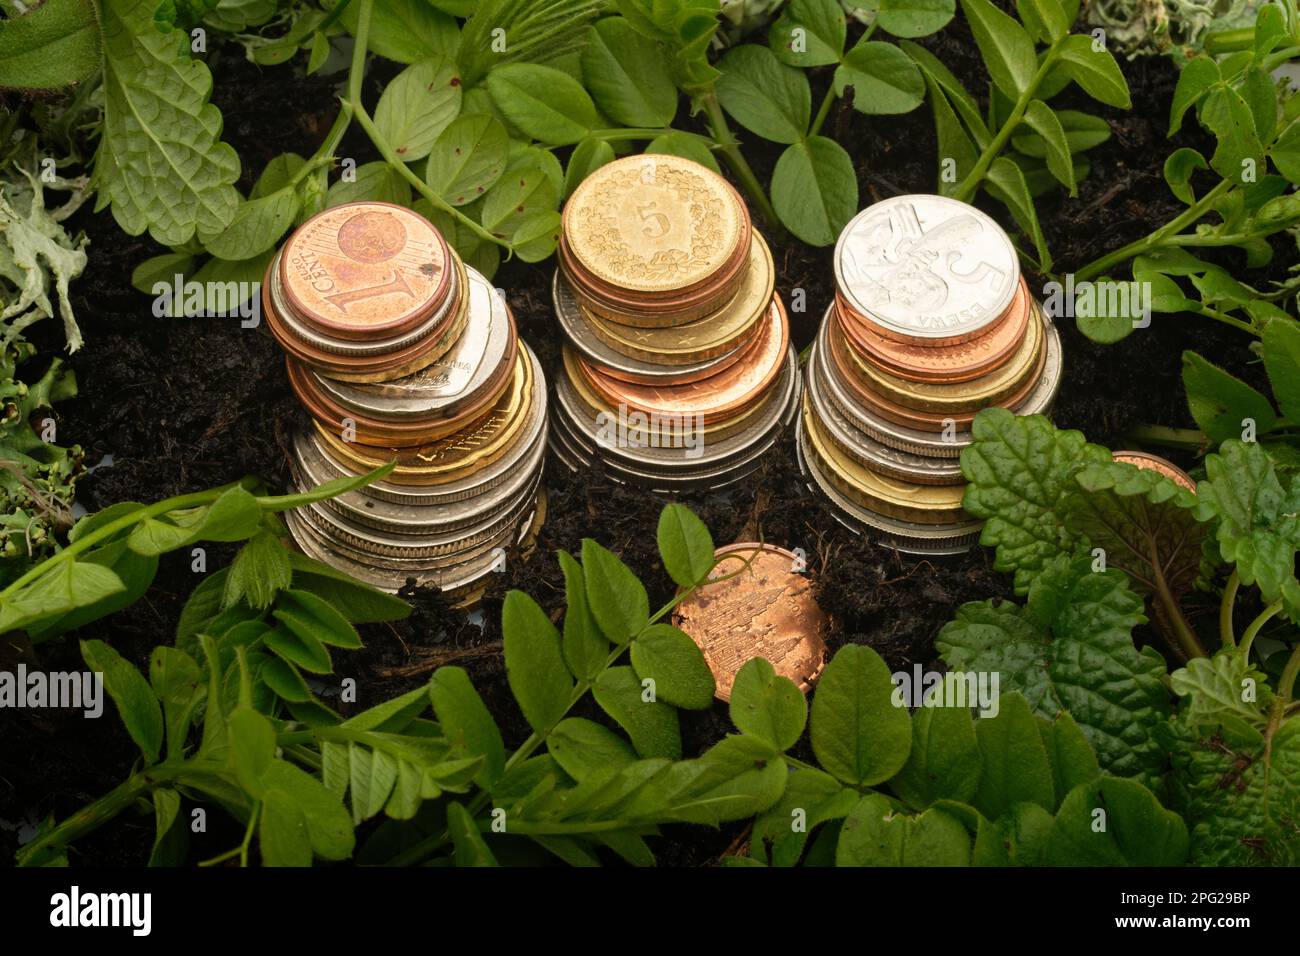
[264, 201, 547, 599]
[548, 155, 800, 493]
[799, 195, 1063, 554]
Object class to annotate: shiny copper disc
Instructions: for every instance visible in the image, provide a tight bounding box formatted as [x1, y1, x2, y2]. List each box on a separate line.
[671, 542, 829, 702]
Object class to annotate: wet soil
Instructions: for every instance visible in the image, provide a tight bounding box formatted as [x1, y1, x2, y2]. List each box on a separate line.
[0, 21, 1282, 867]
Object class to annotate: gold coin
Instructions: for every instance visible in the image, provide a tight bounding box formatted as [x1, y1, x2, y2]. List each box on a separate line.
[582, 234, 774, 364]
[803, 398, 967, 524]
[563, 154, 745, 295]
[847, 303, 1046, 414]
[318, 344, 537, 485]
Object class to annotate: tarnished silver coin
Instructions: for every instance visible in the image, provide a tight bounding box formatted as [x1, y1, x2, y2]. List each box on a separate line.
[552, 271, 747, 386]
[835, 195, 1019, 344]
[312, 266, 510, 419]
[269, 249, 458, 358]
[795, 416, 983, 555]
[806, 342, 964, 485]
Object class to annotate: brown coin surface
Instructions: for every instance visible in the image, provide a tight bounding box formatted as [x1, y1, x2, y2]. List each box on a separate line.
[672, 543, 829, 701]
[1111, 451, 1198, 492]
[281, 201, 451, 340]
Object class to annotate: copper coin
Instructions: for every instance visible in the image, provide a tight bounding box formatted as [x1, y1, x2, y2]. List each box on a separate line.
[574, 297, 788, 426]
[671, 542, 829, 702]
[836, 277, 1032, 384]
[562, 154, 747, 296]
[280, 202, 452, 340]
[1111, 451, 1198, 492]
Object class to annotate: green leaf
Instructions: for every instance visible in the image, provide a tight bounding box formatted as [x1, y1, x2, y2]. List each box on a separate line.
[548, 717, 638, 781]
[25, 540, 159, 642]
[198, 185, 300, 261]
[875, 0, 956, 37]
[580, 538, 649, 643]
[984, 156, 1051, 269]
[556, 550, 609, 682]
[1170, 651, 1271, 731]
[261, 759, 355, 860]
[971, 693, 1055, 818]
[429, 666, 505, 788]
[1169, 56, 1220, 137]
[375, 56, 463, 163]
[1272, 118, 1300, 182]
[446, 802, 497, 865]
[0, 560, 126, 637]
[770, 0, 846, 66]
[258, 792, 310, 866]
[645, 132, 721, 173]
[265, 624, 333, 674]
[749, 766, 857, 865]
[149, 646, 203, 759]
[0, 0, 101, 89]
[327, 161, 412, 208]
[1015, 0, 1069, 43]
[1056, 34, 1130, 108]
[223, 529, 291, 611]
[923, 76, 979, 196]
[811, 644, 912, 786]
[938, 560, 1170, 779]
[480, 158, 560, 240]
[959, 0, 1036, 99]
[148, 788, 185, 867]
[1201, 87, 1265, 181]
[629, 623, 715, 709]
[836, 794, 971, 865]
[127, 486, 263, 556]
[772, 135, 858, 247]
[260, 657, 312, 703]
[656, 503, 715, 587]
[730, 657, 807, 753]
[273, 588, 362, 649]
[287, 553, 411, 624]
[564, 138, 616, 198]
[1048, 777, 1189, 865]
[486, 63, 599, 146]
[890, 704, 981, 809]
[1262, 319, 1300, 423]
[716, 45, 811, 145]
[961, 409, 1109, 591]
[260, 463, 397, 513]
[94, 0, 241, 247]
[1181, 351, 1278, 444]
[582, 16, 678, 127]
[81, 639, 163, 764]
[502, 590, 574, 734]
[1199, 441, 1300, 622]
[900, 39, 990, 146]
[1020, 100, 1075, 195]
[228, 706, 276, 796]
[593, 665, 681, 759]
[332, 0, 458, 63]
[1163, 147, 1208, 204]
[1041, 710, 1102, 805]
[834, 40, 925, 115]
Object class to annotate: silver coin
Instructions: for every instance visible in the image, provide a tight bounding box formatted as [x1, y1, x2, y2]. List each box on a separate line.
[311, 265, 510, 419]
[298, 469, 542, 560]
[269, 250, 459, 358]
[292, 425, 546, 536]
[806, 342, 964, 485]
[552, 271, 746, 385]
[795, 415, 983, 555]
[554, 346, 800, 473]
[834, 195, 1019, 342]
[298, 350, 550, 506]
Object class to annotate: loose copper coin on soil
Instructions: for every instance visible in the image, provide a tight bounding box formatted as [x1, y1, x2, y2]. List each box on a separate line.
[575, 297, 789, 426]
[563, 154, 747, 297]
[671, 542, 829, 702]
[280, 201, 452, 340]
[836, 277, 1032, 384]
[1111, 450, 1198, 492]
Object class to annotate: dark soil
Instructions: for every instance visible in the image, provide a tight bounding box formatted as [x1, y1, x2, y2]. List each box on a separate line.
[0, 21, 1281, 868]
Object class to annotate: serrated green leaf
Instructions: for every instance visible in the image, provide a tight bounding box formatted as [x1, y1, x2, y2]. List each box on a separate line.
[223, 529, 292, 611]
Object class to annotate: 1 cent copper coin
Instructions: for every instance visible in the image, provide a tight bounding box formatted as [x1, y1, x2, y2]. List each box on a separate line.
[671, 542, 829, 701]
[281, 201, 452, 340]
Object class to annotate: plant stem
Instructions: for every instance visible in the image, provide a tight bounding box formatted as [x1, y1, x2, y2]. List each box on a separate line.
[953, 53, 1057, 203]
[1240, 599, 1283, 660]
[1149, 535, 1205, 661]
[809, 86, 836, 139]
[345, 0, 507, 251]
[1220, 570, 1240, 649]
[698, 90, 782, 231]
[16, 770, 156, 866]
[1124, 424, 1209, 451]
[1278, 641, 1300, 704]
[1074, 179, 1233, 283]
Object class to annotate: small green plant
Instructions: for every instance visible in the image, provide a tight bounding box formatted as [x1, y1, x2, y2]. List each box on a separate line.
[906, 0, 1131, 271]
[1071, 2, 1300, 342]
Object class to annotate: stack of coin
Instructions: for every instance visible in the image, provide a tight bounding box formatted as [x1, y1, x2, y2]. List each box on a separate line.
[799, 195, 1064, 554]
[264, 201, 547, 599]
[548, 155, 800, 493]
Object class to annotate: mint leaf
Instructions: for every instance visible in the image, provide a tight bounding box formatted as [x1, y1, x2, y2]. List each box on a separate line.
[94, 0, 241, 247]
[937, 557, 1170, 779]
[961, 409, 1110, 592]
